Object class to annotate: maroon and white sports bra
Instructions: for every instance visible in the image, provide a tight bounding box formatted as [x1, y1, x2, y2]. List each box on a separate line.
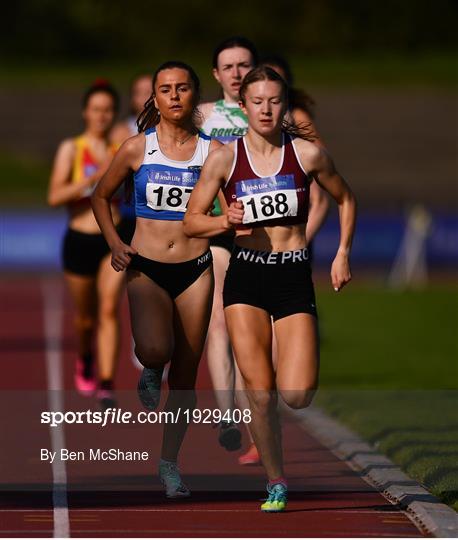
[223, 132, 311, 228]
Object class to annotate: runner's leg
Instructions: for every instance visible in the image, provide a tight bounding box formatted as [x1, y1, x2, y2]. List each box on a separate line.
[96, 254, 125, 381]
[274, 313, 319, 409]
[161, 267, 214, 461]
[225, 304, 283, 480]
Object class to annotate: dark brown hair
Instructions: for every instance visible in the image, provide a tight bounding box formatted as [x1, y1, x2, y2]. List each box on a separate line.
[239, 66, 316, 141]
[82, 78, 119, 113]
[136, 61, 201, 132]
[212, 36, 258, 69]
[124, 62, 201, 204]
[260, 55, 316, 118]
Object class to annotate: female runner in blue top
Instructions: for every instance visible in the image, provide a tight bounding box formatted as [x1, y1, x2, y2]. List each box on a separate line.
[184, 66, 356, 512]
[92, 61, 220, 498]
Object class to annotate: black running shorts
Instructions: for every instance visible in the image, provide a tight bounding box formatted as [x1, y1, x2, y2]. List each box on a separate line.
[62, 228, 110, 276]
[128, 250, 213, 299]
[62, 219, 134, 276]
[223, 244, 317, 321]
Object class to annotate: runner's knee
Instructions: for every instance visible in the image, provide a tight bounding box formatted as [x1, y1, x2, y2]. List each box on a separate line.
[280, 388, 317, 409]
[246, 389, 277, 414]
[134, 342, 171, 368]
[98, 297, 118, 321]
[74, 315, 95, 333]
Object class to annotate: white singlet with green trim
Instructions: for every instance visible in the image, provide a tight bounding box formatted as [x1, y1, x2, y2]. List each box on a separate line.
[201, 100, 248, 216]
[201, 100, 248, 144]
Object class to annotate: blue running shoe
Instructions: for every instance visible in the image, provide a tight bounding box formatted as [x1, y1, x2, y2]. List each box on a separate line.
[261, 482, 287, 512]
[137, 366, 163, 410]
[159, 460, 190, 498]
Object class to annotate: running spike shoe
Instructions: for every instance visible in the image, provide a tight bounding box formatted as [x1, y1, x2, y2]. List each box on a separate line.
[218, 420, 242, 451]
[261, 482, 288, 512]
[137, 366, 164, 410]
[159, 461, 190, 498]
[74, 357, 97, 396]
[97, 388, 117, 411]
[238, 443, 260, 465]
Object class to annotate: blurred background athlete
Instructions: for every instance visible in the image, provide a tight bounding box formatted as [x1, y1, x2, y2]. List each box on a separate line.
[199, 37, 258, 458]
[111, 73, 153, 369]
[47, 80, 128, 410]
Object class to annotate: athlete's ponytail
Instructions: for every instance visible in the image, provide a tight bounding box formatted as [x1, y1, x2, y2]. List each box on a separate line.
[136, 93, 158, 132]
[239, 66, 316, 142]
[136, 61, 202, 132]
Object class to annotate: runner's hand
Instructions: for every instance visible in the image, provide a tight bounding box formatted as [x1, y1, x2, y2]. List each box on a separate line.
[111, 241, 137, 272]
[331, 251, 352, 292]
[227, 201, 244, 227]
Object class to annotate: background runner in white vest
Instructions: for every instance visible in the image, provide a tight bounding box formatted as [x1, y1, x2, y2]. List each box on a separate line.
[199, 37, 258, 458]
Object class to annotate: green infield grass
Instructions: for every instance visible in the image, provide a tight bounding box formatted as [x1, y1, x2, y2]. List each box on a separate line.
[315, 285, 458, 509]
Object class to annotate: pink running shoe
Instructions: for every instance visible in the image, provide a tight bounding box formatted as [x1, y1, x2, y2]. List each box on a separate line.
[238, 443, 261, 466]
[74, 357, 97, 396]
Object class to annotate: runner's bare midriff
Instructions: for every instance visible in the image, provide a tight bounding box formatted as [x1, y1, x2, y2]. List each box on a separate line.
[235, 222, 307, 252]
[132, 217, 209, 262]
[68, 203, 121, 234]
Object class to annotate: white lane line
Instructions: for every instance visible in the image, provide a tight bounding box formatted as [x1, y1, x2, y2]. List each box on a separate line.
[0, 508, 407, 514]
[42, 278, 69, 538]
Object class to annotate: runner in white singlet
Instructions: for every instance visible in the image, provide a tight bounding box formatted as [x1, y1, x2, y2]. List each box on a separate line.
[199, 37, 258, 458]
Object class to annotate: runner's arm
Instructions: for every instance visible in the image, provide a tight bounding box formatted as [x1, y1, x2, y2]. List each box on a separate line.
[305, 145, 357, 291]
[184, 146, 236, 237]
[91, 138, 141, 270]
[47, 140, 94, 206]
[291, 109, 330, 242]
[307, 180, 330, 243]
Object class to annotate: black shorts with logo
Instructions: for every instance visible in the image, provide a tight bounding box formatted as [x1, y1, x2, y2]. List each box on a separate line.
[128, 250, 213, 299]
[62, 219, 133, 276]
[223, 244, 317, 321]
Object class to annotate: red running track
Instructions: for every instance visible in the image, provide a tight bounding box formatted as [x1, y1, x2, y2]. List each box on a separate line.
[0, 274, 426, 537]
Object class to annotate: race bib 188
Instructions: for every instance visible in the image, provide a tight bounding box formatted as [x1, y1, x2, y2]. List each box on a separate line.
[235, 175, 298, 224]
[146, 170, 198, 213]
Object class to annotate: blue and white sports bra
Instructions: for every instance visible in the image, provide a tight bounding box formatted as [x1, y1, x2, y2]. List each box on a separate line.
[134, 127, 212, 221]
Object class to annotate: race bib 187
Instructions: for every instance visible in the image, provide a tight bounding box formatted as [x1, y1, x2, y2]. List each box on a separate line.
[235, 175, 298, 224]
[146, 170, 198, 212]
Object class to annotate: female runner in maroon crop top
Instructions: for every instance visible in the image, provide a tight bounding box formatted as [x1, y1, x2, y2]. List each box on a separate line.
[184, 66, 357, 512]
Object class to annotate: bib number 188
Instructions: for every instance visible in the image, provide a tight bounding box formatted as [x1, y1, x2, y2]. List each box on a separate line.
[245, 192, 289, 221]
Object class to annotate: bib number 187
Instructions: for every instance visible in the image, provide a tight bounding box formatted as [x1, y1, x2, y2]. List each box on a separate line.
[147, 184, 193, 212]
